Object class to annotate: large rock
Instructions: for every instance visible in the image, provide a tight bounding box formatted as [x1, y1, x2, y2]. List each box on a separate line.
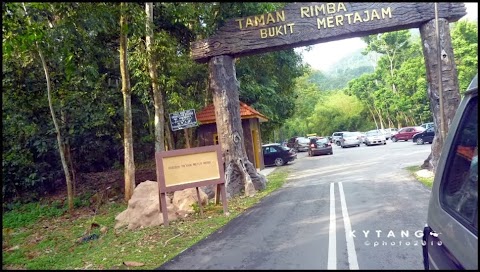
[172, 188, 208, 213]
[115, 181, 209, 230]
[114, 181, 177, 230]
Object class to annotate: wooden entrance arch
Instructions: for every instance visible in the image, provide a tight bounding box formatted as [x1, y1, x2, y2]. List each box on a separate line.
[191, 2, 466, 197]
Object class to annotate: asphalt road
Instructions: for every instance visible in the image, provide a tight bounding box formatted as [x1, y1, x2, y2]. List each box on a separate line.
[158, 140, 433, 270]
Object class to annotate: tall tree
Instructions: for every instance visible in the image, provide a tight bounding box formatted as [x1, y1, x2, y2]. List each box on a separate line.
[361, 30, 411, 94]
[361, 30, 412, 128]
[19, 3, 75, 211]
[145, 2, 165, 153]
[209, 55, 266, 197]
[120, 2, 135, 201]
[420, 18, 461, 171]
[201, 2, 289, 197]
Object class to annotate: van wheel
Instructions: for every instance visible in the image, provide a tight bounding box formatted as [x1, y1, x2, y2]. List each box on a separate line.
[274, 158, 284, 166]
[416, 138, 424, 145]
[336, 141, 341, 146]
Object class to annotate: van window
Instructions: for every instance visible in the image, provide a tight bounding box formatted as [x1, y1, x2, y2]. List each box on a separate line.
[440, 95, 478, 233]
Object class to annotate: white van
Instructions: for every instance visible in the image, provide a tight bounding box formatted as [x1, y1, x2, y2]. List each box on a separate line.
[422, 74, 478, 270]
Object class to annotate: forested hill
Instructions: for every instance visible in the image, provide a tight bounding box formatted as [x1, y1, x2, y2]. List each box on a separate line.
[308, 48, 377, 91]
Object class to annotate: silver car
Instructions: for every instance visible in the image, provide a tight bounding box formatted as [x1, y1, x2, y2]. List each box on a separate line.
[294, 137, 310, 152]
[364, 130, 386, 146]
[339, 131, 361, 148]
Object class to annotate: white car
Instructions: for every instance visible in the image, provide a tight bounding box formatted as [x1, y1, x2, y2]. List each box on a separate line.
[383, 128, 398, 140]
[339, 131, 361, 148]
[331, 131, 349, 146]
[364, 130, 387, 146]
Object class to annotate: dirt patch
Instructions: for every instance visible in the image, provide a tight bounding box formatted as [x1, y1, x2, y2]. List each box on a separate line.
[44, 167, 157, 204]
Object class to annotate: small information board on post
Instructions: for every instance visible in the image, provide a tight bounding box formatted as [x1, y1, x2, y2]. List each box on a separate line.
[169, 109, 198, 131]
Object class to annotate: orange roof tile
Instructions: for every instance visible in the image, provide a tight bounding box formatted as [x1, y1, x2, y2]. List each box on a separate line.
[196, 101, 268, 124]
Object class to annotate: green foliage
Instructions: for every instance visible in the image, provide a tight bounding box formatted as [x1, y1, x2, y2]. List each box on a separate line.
[311, 90, 369, 134]
[347, 31, 434, 128]
[236, 49, 305, 141]
[451, 20, 478, 94]
[3, 3, 126, 201]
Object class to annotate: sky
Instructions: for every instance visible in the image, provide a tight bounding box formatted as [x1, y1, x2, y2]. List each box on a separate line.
[298, 3, 478, 72]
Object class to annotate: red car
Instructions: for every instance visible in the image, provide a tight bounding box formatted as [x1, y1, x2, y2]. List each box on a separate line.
[391, 126, 425, 142]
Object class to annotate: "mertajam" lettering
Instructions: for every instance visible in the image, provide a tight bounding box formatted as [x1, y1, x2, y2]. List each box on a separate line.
[317, 7, 392, 29]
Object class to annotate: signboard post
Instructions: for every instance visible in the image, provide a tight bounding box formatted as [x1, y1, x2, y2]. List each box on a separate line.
[155, 145, 228, 226]
[169, 109, 198, 131]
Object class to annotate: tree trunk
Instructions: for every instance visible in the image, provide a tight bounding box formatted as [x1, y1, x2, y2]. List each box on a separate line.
[184, 128, 191, 148]
[144, 103, 153, 137]
[23, 3, 74, 211]
[39, 47, 74, 211]
[374, 107, 384, 129]
[146, 2, 165, 153]
[120, 2, 135, 202]
[164, 120, 174, 151]
[60, 106, 77, 196]
[64, 142, 76, 196]
[208, 55, 266, 198]
[368, 106, 379, 129]
[420, 18, 461, 171]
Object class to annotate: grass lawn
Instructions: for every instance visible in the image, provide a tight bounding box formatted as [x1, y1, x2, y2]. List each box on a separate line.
[2, 168, 289, 270]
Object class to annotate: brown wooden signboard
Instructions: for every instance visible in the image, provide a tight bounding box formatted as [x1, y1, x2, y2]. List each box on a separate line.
[191, 2, 466, 63]
[155, 145, 227, 226]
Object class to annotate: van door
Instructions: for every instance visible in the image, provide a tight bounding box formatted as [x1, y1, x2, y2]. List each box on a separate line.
[423, 94, 478, 270]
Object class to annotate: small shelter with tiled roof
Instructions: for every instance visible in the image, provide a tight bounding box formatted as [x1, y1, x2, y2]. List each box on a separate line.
[196, 101, 268, 170]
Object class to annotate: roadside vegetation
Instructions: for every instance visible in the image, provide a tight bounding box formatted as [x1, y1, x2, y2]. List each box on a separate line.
[405, 165, 434, 188]
[2, 169, 289, 270]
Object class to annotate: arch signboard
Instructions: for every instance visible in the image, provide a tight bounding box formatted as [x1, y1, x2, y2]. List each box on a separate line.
[191, 2, 466, 63]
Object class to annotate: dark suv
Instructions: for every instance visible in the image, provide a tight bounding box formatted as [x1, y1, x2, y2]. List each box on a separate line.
[412, 126, 435, 145]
